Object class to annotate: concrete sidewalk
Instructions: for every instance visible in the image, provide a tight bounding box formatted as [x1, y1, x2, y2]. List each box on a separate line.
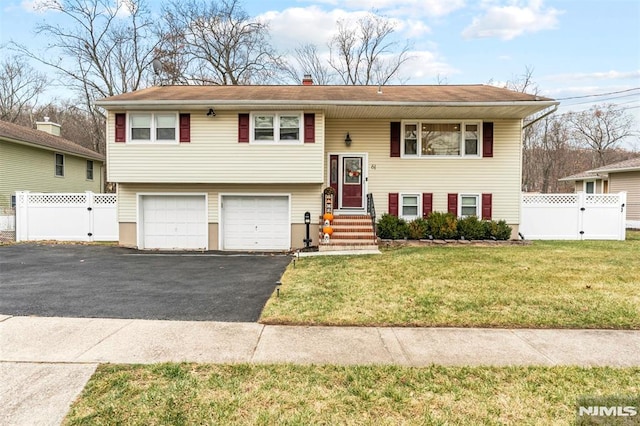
[2, 314, 640, 425]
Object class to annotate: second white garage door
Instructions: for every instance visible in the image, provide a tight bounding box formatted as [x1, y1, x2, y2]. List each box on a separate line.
[222, 196, 290, 251]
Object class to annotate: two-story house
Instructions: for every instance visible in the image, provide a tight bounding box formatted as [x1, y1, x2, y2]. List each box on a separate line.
[96, 83, 557, 251]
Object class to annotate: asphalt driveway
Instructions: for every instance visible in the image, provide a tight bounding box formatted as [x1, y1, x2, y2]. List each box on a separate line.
[0, 244, 292, 322]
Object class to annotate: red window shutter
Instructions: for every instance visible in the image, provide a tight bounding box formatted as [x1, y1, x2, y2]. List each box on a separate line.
[483, 122, 494, 157]
[482, 193, 492, 220]
[238, 113, 250, 143]
[115, 113, 126, 142]
[447, 193, 458, 216]
[422, 193, 433, 218]
[390, 122, 401, 157]
[179, 113, 190, 143]
[389, 193, 399, 216]
[304, 113, 315, 143]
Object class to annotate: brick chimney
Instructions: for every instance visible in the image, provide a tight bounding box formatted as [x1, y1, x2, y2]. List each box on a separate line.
[36, 116, 61, 137]
[302, 74, 314, 86]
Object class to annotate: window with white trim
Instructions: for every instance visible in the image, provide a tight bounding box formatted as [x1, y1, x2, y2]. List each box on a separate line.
[55, 153, 64, 177]
[401, 194, 420, 219]
[403, 121, 481, 157]
[584, 180, 595, 194]
[129, 113, 178, 143]
[460, 194, 479, 217]
[251, 112, 302, 143]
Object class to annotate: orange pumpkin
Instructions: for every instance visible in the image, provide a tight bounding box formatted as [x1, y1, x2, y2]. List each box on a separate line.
[322, 226, 333, 235]
[323, 212, 334, 222]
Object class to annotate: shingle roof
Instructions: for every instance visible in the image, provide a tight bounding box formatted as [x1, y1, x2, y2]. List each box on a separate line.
[558, 171, 602, 182]
[97, 84, 554, 104]
[0, 120, 104, 161]
[589, 157, 640, 173]
[559, 156, 640, 181]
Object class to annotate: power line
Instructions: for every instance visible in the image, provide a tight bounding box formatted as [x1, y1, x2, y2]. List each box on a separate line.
[561, 92, 640, 106]
[555, 87, 640, 101]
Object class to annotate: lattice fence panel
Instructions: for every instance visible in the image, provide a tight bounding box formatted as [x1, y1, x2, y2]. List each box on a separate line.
[27, 193, 87, 205]
[94, 194, 117, 205]
[585, 194, 622, 206]
[521, 194, 578, 206]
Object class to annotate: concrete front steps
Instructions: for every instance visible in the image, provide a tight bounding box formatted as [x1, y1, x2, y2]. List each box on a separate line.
[319, 214, 378, 252]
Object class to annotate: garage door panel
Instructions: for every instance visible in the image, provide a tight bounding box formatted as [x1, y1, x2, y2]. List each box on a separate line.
[141, 195, 207, 250]
[222, 196, 289, 251]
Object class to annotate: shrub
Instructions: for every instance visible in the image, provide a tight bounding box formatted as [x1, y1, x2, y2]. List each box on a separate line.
[483, 220, 513, 240]
[456, 216, 486, 240]
[407, 218, 428, 240]
[377, 214, 408, 239]
[426, 212, 458, 239]
[494, 220, 512, 240]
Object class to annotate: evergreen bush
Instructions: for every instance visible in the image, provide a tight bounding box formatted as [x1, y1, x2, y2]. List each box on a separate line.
[426, 212, 458, 239]
[377, 214, 408, 239]
[407, 218, 428, 240]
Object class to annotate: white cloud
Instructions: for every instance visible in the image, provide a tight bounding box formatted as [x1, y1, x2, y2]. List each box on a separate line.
[260, 6, 432, 51]
[462, 0, 562, 40]
[396, 19, 432, 38]
[259, 7, 362, 51]
[398, 50, 460, 83]
[20, 0, 49, 13]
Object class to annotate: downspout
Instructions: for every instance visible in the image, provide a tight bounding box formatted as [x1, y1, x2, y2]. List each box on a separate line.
[523, 104, 559, 129]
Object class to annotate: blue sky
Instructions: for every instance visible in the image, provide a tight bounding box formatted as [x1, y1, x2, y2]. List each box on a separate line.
[1, 0, 639, 140]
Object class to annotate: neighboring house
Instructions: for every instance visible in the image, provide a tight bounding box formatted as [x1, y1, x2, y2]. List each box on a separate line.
[95, 83, 557, 251]
[0, 119, 105, 208]
[560, 157, 640, 228]
[558, 171, 608, 194]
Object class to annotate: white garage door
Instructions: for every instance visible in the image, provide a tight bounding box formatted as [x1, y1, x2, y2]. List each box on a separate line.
[222, 196, 290, 250]
[141, 195, 207, 250]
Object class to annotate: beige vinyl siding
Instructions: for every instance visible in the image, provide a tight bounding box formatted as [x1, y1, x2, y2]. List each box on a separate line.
[609, 171, 640, 220]
[0, 141, 104, 207]
[107, 111, 324, 184]
[117, 183, 323, 223]
[324, 119, 523, 223]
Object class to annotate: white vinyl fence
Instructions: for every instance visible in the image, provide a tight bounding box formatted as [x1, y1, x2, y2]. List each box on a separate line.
[520, 192, 627, 240]
[15, 191, 118, 242]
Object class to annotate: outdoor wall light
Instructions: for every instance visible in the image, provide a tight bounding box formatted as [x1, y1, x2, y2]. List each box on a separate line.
[344, 132, 352, 147]
[206, 108, 216, 117]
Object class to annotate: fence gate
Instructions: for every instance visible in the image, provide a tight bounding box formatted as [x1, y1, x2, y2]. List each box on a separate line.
[520, 192, 627, 240]
[15, 191, 118, 242]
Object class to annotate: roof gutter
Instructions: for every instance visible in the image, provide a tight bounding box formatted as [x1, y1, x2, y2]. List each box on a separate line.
[523, 104, 559, 129]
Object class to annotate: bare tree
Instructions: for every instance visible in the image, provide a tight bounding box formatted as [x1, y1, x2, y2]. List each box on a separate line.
[329, 13, 411, 85]
[0, 55, 49, 123]
[504, 65, 538, 94]
[160, 0, 284, 85]
[10, 0, 160, 153]
[566, 104, 635, 167]
[285, 44, 333, 85]
[33, 101, 104, 152]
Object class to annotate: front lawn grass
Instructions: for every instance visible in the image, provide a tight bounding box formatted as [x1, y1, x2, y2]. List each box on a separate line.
[64, 363, 640, 425]
[261, 232, 640, 328]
